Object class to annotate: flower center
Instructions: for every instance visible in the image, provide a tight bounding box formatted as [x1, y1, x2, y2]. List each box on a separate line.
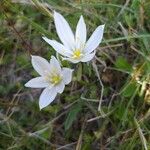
[46, 74, 62, 85]
[50, 75, 62, 84]
[72, 49, 83, 59]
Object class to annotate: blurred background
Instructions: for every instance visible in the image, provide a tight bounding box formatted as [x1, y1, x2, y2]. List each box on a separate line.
[0, 0, 150, 149]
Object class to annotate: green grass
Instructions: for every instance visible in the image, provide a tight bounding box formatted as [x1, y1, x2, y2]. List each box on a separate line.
[0, 0, 150, 149]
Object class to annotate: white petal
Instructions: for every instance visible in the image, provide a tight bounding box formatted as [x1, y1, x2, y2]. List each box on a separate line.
[39, 87, 57, 110]
[50, 56, 61, 73]
[62, 68, 73, 84]
[81, 51, 96, 62]
[55, 82, 65, 94]
[62, 57, 81, 63]
[42, 37, 72, 57]
[75, 15, 86, 49]
[54, 11, 75, 50]
[25, 77, 49, 88]
[84, 25, 105, 54]
[31, 56, 51, 76]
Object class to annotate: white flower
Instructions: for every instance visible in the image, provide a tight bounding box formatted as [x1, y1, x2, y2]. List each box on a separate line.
[25, 55, 73, 110]
[42, 11, 105, 63]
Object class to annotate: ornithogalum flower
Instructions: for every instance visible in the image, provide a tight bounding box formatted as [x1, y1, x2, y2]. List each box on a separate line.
[25, 56, 73, 110]
[43, 11, 105, 63]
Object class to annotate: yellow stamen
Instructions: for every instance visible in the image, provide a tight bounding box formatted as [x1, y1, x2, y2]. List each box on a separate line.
[50, 75, 62, 84]
[46, 74, 62, 85]
[72, 49, 82, 59]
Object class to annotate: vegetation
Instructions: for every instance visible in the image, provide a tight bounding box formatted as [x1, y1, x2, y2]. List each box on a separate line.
[0, 0, 150, 149]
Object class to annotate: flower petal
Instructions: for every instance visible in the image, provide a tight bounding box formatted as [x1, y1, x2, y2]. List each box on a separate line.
[84, 25, 105, 54]
[75, 15, 86, 49]
[62, 68, 73, 84]
[39, 87, 57, 110]
[81, 51, 96, 62]
[62, 57, 81, 64]
[25, 77, 49, 88]
[54, 11, 75, 50]
[50, 56, 61, 73]
[31, 56, 51, 76]
[42, 37, 72, 57]
[55, 82, 65, 94]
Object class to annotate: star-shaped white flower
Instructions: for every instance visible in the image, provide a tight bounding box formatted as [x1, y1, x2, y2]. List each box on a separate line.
[25, 55, 73, 110]
[42, 11, 105, 63]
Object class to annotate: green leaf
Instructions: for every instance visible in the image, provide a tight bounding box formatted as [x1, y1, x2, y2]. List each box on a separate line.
[131, 0, 140, 10]
[122, 82, 137, 97]
[64, 102, 82, 131]
[32, 127, 52, 140]
[115, 57, 133, 72]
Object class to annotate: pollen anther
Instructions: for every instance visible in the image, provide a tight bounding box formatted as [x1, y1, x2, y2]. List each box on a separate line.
[72, 49, 83, 59]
